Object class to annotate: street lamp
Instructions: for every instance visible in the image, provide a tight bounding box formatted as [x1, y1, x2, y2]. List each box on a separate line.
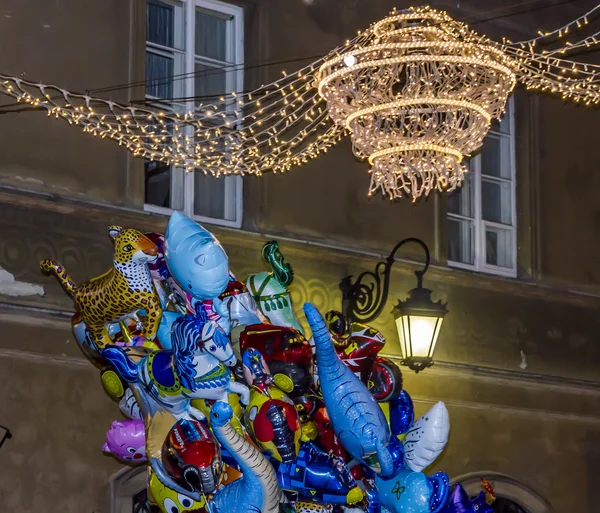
[340, 238, 447, 373]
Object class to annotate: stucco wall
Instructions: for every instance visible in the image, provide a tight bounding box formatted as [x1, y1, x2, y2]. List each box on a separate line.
[1, 1, 600, 512]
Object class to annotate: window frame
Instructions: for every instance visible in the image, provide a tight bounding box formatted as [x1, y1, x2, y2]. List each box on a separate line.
[448, 98, 517, 278]
[143, 0, 244, 229]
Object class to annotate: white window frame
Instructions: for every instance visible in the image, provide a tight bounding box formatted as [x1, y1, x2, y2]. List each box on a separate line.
[144, 0, 244, 229]
[448, 98, 517, 278]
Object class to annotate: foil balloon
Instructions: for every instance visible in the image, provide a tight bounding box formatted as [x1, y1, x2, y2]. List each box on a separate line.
[244, 349, 302, 462]
[145, 232, 168, 279]
[164, 211, 230, 301]
[220, 279, 266, 328]
[192, 393, 246, 438]
[119, 388, 142, 420]
[247, 240, 304, 334]
[373, 468, 449, 513]
[240, 323, 313, 397]
[294, 503, 333, 512]
[389, 390, 415, 437]
[101, 312, 249, 422]
[439, 479, 495, 513]
[403, 402, 450, 473]
[387, 435, 406, 476]
[40, 226, 163, 349]
[274, 442, 363, 504]
[313, 407, 347, 460]
[325, 311, 403, 403]
[439, 483, 471, 513]
[304, 303, 394, 477]
[161, 418, 223, 495]
[102, 419, 146, 464]
[208, 401, 282, 513]
[148, 468, 207, 513]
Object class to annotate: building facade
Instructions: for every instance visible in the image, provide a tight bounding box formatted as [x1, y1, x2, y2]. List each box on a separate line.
[0, 1, 599, 512]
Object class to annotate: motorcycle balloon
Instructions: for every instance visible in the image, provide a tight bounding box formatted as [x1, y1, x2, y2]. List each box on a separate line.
[369, 357, 404, 402]
[389, 390, 415, 437]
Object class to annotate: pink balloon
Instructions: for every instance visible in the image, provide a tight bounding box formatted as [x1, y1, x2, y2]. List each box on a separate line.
[102, 419, 146, 464]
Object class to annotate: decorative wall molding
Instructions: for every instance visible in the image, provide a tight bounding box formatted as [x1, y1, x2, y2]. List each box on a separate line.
[1, 186, 600, 309]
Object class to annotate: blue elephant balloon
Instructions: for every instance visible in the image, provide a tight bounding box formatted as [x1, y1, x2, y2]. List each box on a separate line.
[389, 390, 415, 437]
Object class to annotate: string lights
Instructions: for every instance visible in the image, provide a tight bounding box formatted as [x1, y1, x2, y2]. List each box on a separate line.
[1, 5, 600, 200]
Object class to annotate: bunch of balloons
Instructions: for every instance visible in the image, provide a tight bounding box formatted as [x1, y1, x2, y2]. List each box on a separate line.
[40, 212, 497, 513]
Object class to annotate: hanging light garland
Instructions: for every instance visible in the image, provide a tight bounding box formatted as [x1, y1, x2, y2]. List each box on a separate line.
[1, 5, 600, 200]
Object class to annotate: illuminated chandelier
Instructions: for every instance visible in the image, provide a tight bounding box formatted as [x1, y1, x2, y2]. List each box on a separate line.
[1, 5, 600, 200]
[316, 8, 517, 200]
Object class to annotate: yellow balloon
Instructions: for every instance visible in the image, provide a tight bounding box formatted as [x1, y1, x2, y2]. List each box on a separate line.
[148, 469, 206, 513]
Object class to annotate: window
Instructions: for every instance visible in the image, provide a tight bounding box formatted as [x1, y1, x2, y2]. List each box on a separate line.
[144, 0, 244, 228]
[447, 99, 517, 277]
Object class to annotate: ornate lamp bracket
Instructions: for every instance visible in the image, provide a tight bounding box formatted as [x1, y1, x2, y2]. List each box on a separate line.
[340, 238, 430, 325]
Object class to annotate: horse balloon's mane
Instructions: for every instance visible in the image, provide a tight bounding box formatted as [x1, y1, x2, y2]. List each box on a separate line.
[262, 241, 294, 288]
[171, 312, 208, 391]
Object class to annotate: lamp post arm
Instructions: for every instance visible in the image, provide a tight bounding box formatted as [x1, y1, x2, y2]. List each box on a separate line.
[0, 424, 12, 449]
[340, 238, 430, 325]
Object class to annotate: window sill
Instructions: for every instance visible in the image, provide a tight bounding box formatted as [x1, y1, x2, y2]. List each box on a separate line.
[143, 203, 243, 229]
[448, 260, 518, 279]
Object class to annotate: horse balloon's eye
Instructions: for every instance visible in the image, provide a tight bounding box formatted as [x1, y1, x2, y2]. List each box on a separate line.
[210, 345, 217, 351]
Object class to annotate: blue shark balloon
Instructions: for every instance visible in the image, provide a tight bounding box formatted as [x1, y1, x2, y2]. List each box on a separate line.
[164, 211, 230, 301]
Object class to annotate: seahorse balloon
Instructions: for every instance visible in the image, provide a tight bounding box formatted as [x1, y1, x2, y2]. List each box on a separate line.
[247, 241, 304, 334]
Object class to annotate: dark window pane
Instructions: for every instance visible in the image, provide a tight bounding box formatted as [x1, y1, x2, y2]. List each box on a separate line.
[195, 9, 229, 60]
[448, 217, 474, 265]
[195, 63, 227, 99]
[147, 1, 174, 47]
[194, 171, 226, 219]
[146, 52, 174, 98]
[482, 179, 512, 225]
[481, 135, 512, 179]
[145, 161, 173, 208]
[447, 170, 473, 217]
[485, 227, 512, 268]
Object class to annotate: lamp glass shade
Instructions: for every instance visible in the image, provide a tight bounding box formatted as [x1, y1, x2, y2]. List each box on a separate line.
[395, 314, 443, 362]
